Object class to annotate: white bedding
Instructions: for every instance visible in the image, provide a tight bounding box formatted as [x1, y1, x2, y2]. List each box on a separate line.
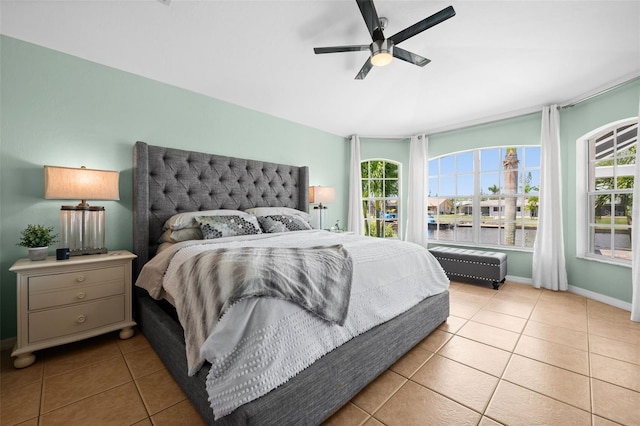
[135, 230, 449, 419]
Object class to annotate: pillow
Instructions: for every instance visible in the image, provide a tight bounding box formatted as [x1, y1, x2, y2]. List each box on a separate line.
[196, 215, 262, 239]
[158, 228, 203, 244]
[244, 207, 311, 223]
[257, 215, 313, 233]
[156, 242, 175, 254]
[163, 210, 249, 231]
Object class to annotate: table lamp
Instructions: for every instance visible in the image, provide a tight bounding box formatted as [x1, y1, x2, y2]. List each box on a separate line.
[44, 165, 119, 255]
[309, 186, 335, 230]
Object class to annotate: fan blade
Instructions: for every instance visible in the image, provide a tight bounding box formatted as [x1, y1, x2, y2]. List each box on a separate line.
[393, 47, 431, 67]
[355, 58, 374, 80]
[314, 45, 370, 54]
[388, 5, 455, 45]
[357, 0, 384, 41]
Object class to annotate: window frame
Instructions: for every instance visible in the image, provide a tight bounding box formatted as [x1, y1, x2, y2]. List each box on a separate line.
[428, 146, 541, 251]
[360, 158, 402, 240]
[576, 117, 636, 267]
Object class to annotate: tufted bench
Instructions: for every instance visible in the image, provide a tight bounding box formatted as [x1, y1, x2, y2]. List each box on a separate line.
[429, 246, 507, 290]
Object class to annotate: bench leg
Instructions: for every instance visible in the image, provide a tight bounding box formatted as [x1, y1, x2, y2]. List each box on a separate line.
[492, 278, 505, 290]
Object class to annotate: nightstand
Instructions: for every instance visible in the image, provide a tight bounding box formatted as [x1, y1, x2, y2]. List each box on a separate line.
[9, 250, 137, 368]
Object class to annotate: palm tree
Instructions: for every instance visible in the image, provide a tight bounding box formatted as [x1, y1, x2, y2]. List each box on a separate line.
[488, 184, 500, 194]
[523, 172, 539, 218]
[503, 148, 519, 245]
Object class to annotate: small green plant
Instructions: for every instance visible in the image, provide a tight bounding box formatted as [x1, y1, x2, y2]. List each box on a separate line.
[17, 224, 59, 248]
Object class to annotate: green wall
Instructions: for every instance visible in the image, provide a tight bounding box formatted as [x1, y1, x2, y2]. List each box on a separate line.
[0, 36, 348, 340]
[561, 82, 639, 303]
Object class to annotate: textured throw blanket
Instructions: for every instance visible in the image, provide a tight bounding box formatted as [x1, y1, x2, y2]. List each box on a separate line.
[174, 245, 353, 375]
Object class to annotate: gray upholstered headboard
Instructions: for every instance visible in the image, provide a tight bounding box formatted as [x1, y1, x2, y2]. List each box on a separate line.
[133, 141, 309, 275]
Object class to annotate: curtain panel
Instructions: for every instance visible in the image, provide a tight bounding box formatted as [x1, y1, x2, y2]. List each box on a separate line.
[405, 135, 428, 246]
[631, 99, 640, 322]
[347, 135, 364, 234]
[532, 105, 568, 290]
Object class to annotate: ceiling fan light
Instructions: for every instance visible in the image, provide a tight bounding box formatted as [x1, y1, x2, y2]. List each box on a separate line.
[371, 51, 393, 67]
[371, 39, 394, 67]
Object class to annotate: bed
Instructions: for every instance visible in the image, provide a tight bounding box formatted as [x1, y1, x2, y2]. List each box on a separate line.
[132, 141, 450, 425]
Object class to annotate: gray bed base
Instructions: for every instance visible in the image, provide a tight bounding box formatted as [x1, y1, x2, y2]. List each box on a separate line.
[135, 287, 449, 425]
[132, 141, 449, 424]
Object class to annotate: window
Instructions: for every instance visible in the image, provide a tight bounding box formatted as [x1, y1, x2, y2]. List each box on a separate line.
[361, 159, 401, 239]
[428, 147, 541, 249]
[582, 119, 636, 263]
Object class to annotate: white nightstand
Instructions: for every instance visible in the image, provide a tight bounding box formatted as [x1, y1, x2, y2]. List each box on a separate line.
[9, 250, 137, 368]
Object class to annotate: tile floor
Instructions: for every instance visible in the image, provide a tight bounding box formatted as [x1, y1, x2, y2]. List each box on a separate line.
[2, 280, 639, 425]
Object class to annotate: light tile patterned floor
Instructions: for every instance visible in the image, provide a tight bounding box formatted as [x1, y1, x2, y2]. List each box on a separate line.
[2, 280, 639, 425]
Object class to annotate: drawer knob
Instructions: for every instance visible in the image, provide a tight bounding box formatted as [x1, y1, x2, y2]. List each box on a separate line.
[76, 276, 86, 282]
[77, 292, 86, 300]
[76, 315, 86, 324]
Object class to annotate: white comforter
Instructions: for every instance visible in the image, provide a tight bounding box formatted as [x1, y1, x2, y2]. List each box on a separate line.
[135, 230, 449, 419]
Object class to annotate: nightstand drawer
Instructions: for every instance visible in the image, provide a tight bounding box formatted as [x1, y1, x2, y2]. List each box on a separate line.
[28, 296, 125, 343]
[29, 266, 124, 293]
[29, 280, 125, 310]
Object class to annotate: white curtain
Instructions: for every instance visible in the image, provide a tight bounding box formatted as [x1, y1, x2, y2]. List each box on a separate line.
[631, 100, 640, 321]
[532, 105, 568, 290]
[347, 135, 364, 234]
[405, 134, 428, 246]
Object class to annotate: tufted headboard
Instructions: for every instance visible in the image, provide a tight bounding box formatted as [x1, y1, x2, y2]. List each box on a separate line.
[133, 141, 309, 276]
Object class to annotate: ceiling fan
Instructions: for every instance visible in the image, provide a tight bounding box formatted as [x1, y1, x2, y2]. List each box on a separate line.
[313, 0, 455, 80]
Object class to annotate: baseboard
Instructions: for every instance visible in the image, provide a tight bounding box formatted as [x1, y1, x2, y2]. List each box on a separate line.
[505, 275, 631, 312]
[1, 337, 16, 352]
[568, 285, 632, 312]
[506, 275, 532, 285]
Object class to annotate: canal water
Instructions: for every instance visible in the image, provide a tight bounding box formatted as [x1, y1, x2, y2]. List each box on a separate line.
[428, 226, 631, 250]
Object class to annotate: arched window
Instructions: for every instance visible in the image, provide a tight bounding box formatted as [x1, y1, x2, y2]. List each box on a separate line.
[428, 147, 540, 249]
[361, 159, 401, 239]
[577, 118, 636, 264]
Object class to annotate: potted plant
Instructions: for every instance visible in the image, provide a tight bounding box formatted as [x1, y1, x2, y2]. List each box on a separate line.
[17, 224, 59, 261]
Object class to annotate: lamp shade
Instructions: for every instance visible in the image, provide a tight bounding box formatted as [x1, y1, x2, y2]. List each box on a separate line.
[309, 186, 336, 204]
[44, 166, 119, 203]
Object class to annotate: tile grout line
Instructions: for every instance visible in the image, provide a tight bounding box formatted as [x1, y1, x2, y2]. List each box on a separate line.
[586, 297, 595, 425]
[479, 282, 544, 424]
[37, 351, 135, 419]
[378, 282, 515, 422]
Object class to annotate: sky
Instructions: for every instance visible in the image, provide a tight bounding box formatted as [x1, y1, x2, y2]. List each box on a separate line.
[429, 146, 541, 198]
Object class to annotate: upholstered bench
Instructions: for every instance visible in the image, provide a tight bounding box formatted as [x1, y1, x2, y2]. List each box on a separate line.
[429, 246, 507, 290]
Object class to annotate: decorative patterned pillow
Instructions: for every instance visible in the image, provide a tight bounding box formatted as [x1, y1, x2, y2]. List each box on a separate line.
[196, 215, 262, 239]
[257, 215, 313, 233]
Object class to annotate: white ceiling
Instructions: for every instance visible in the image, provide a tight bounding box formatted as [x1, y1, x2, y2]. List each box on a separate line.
[2, 0, 639, 137]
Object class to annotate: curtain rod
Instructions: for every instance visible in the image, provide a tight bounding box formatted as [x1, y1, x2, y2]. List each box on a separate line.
[560, 74, 640, 109]
[434, 74, 640, 134]
[356, 74, 640, 140]
[354, 135, 411, 140]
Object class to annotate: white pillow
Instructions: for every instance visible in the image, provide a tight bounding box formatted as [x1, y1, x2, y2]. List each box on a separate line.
[163, 209, 249, 231]
[158, 228, 203, 243]
[244, 207, 311, 223]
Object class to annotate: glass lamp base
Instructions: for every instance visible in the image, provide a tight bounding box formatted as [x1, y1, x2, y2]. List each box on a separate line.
[60, 206, 107, 255]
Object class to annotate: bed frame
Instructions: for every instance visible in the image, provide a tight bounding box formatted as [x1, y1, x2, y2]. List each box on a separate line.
[132, 141, 449, 425]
